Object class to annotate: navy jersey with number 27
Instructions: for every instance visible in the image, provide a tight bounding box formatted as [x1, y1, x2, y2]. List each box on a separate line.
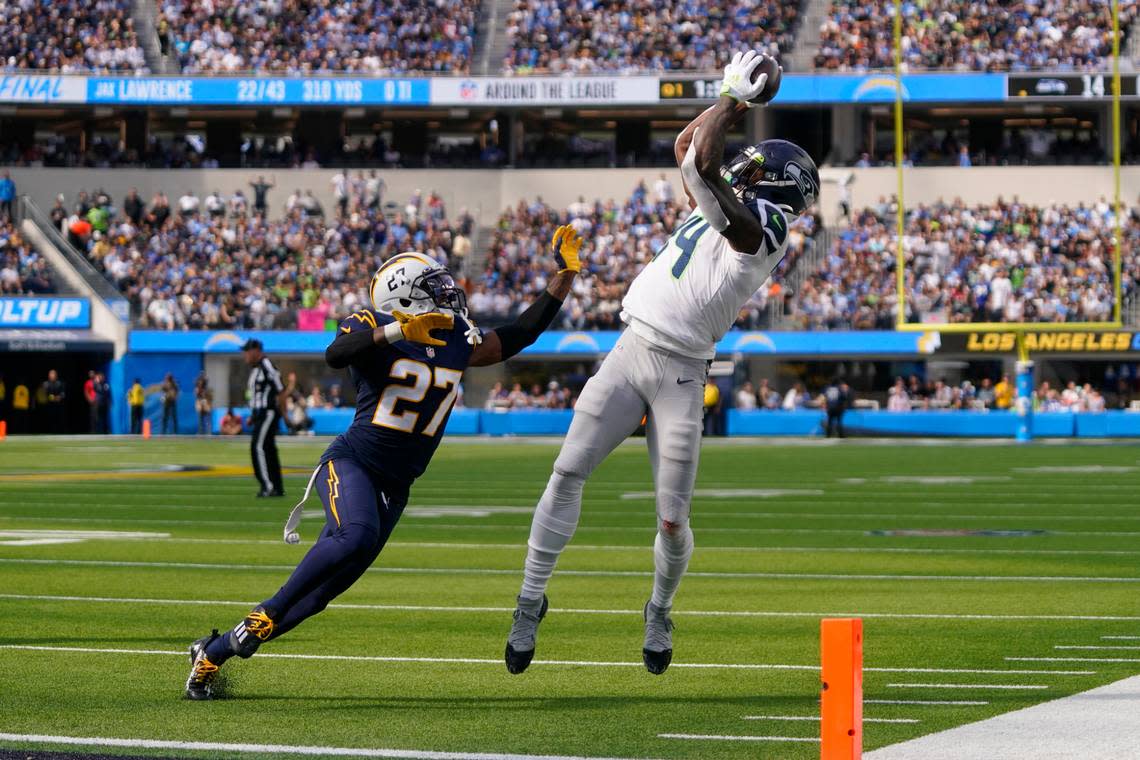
[320, 308, 476, 496]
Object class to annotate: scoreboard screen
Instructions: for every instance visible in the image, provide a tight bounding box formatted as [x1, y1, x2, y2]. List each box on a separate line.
[659, 78, 721, 101]
[1007, 74, 1138, 99]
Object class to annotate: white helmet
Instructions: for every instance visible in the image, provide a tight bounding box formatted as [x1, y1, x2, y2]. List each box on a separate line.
[370, 252, 465, 316]
[369, 251, 482, 345]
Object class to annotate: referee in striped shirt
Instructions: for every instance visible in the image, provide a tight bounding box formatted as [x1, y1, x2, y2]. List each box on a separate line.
[242, 339, 287, 497]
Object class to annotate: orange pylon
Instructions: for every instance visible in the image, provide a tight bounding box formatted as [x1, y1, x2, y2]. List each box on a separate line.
[821, 618, 863, 760]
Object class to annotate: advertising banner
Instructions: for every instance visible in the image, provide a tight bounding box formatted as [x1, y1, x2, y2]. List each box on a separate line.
[0, 297, 91, 328]
[431, 76, 661, 106]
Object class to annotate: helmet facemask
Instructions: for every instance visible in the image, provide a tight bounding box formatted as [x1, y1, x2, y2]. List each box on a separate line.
[411, 268, 468, 315]
[410, 267, 483, 347]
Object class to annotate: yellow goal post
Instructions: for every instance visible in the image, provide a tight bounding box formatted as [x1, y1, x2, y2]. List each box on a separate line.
[890, 0, 1125, 337]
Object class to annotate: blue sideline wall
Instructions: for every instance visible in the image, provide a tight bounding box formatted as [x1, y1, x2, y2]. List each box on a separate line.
[113, 354, 204, 435]
[210, 407, 1140, 438]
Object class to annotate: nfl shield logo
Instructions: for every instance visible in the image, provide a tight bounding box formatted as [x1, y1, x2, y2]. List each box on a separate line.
[426, 347, 436, 358]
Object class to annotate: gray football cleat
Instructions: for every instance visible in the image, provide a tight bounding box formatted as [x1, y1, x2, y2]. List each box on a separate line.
[642, 600, 675, 675]
[505, 594, 548, 674]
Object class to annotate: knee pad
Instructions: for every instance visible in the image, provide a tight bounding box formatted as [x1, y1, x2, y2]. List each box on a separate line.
[339, 522, 381, 561]
[655, 518, 693, 560]
[552, 439, 594, 483]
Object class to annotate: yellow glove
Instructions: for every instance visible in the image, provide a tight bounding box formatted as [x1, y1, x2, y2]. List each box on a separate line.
[391, 310, 454, 347]
[551, 223, 583, 274]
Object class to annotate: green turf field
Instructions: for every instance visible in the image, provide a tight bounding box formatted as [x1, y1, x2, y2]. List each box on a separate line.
[1, 436, 1138, 759]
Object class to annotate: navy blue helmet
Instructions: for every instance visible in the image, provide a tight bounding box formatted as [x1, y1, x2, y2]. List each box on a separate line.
[721, 139, 820, 217]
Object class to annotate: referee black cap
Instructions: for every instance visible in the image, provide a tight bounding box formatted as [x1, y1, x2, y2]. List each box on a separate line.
[241, 338, 263, 351]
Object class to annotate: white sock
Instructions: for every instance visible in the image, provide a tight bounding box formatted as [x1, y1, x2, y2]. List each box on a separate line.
[520, 470, 583, 600]
[651, 523, 693, 609]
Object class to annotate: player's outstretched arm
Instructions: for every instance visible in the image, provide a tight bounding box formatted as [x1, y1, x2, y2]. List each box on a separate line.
[325, 311, 453, 368]
[470, 224, 582, 367]
[685, 51, 772, 254]
[674, 102, 748, 210]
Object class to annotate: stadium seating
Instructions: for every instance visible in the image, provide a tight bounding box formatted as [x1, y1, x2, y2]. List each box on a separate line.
[816, 0, 1137, 71]
[68, 190, 470, 330]
[0, 221, 56, 295]
[52, 183, 1138, 334]
[793, 198, 1135, 330]
[474, 186, 820, 329]
[159, 0, 479, 73]
[0, 0, 146, 72]
[503, 0, 801, 73]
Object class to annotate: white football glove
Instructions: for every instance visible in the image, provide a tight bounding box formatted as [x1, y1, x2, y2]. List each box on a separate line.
[720, 50, 767, 107]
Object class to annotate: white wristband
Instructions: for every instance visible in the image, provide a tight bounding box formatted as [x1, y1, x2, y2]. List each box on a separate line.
[383, 321, 405, 344]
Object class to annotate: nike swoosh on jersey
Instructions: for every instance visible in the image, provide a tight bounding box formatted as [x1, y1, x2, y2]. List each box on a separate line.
[676, 378, 695, 385]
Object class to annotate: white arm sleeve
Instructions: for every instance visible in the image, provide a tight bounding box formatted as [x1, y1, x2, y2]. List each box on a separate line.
[681, 134, 730, 232]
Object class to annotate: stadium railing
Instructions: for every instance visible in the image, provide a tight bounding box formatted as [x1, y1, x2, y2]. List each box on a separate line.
[16, 196, 130, 321]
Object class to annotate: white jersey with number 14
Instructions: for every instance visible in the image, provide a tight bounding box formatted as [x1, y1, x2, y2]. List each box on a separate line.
[620, 199, 791, 360]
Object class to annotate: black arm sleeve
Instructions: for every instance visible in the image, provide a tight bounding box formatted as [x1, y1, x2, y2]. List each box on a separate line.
[325, 328, 378, 369]
[494, 291, 564, 360]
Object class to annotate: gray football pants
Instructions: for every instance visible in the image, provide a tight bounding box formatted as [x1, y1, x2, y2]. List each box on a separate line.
[519, 328, 706, 607]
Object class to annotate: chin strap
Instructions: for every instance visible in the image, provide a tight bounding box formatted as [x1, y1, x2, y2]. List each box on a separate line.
[283, 465, 322, 544]
[460, 308, 482, 346]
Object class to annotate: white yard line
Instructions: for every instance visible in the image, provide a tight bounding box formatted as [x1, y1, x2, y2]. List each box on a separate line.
[1056, 645, 1140, 651]
[658, 734, 818, 743]
[865, 699, 988, 706]
[1102, 636, 1140, 640]
[10, 534, 1140, 558]
[6, 514, 1140, 539]
[0, 591, 1131, 626]
[0, 733, 649, 760]
[887, 683, 1049, 690]
[0, 644, 809, 671]
[1008, 657, 1140, 663]
[0, 643, 1093, 676]
[2, 557, 1137, 583]
[741, 716, 920, 724]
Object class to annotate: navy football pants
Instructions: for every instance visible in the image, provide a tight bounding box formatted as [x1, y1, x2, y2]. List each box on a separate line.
[262, 458, 406, 639]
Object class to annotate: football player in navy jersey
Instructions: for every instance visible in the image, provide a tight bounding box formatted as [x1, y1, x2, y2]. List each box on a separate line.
[184, 225, 584, 699]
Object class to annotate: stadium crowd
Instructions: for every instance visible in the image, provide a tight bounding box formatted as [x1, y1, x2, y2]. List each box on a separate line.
[475, 180, 821, 329]
[503, 0, 800, 72]
[0, 0, 147, 73]
[158, 0, 479, 74]
[54, 184, 473, 330]
[737, 372, 1125, 412]
[3, 0, 1137, 77]
[483, 380, 575, 409]
[34, 181, 1139, 336]
[792, 196, 1135, 330]
[0, 219, 55, 295]
[816, 0, 1137, 71]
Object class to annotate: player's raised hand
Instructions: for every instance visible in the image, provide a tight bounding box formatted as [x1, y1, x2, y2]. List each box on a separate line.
[552, 224, 583, 274]
[391, 310, 454, 347]
[720, 50, 767, 107]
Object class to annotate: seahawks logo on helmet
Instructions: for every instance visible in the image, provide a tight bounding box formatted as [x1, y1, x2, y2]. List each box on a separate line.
[783, 161, 819, 209]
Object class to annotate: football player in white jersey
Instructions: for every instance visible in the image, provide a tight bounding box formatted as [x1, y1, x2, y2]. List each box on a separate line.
[505, 50, 821, 675]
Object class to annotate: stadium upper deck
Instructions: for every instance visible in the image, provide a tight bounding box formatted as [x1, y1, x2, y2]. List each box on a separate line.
[0, 0, 1136, 76]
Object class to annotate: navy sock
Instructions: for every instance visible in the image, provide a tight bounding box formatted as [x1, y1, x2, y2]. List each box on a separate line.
[203, 629, 234, 665]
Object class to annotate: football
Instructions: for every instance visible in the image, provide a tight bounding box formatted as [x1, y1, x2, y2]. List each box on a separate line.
[751, 54, 782, 105]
